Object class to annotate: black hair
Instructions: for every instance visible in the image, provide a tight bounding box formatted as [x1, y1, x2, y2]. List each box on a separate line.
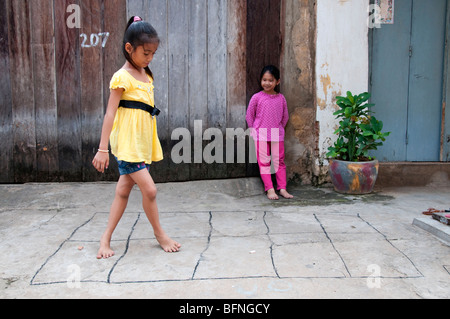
[123, 16, 160, 80]
[260, 65, 281, 81]
[259, 65, 281, 93]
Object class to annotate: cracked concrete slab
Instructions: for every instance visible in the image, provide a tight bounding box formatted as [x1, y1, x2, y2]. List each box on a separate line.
[0, 179, 449, 299]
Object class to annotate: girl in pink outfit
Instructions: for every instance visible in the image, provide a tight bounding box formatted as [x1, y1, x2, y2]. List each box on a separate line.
[246, 65, 294, 200]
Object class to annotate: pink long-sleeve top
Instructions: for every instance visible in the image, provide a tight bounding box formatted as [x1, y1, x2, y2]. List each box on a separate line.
[246, 91, 289, 142]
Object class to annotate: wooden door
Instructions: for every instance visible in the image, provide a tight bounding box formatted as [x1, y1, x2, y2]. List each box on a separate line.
[370, 0, 448, 162]
[0, 0, 285, 183]
[246, 0, 282, 176]
[246, 0, 282, 104]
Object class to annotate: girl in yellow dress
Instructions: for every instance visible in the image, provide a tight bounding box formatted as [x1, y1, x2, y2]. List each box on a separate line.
[93, 16, 181, 258]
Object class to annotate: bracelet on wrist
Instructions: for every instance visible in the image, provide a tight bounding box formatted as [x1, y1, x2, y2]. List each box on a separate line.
[98, 149, 109, 154]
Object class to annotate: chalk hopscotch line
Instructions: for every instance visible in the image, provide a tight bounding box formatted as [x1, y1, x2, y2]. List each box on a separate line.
[30, 211, 424, 286]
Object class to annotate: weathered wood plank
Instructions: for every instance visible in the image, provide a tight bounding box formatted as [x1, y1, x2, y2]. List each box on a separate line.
[189, 1, 208, 129]
[207, 0, 228, 132]
[0, 0, 13, 183]
[167, 0, 190, 181]
[227, 0, 247, 130]
[80, 0, 105, 181]
[227, 0, 247, 178]
[55, 0, 82, 181]
[147, 0, 169, 140]
[31, 0, 59, 182]
[207, 0, 227, 179]
[103, 0, 127, 112]
[8, 0, 37, 183]
[127, 0, 149, 18]
[188, 0, 208, 178]
[30, 0, 54, 45]
[32, 44, 59, 182]
[265, 0, 282, 66]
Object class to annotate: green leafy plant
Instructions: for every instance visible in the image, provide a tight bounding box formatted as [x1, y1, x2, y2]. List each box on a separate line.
[326, 91, 390, 162]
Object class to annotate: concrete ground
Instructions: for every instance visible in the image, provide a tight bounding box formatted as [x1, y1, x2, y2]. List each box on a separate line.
[0, 178, 449, 299]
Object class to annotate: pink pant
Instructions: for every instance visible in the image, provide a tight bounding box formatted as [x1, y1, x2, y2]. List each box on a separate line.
[255, 140, 287, 192]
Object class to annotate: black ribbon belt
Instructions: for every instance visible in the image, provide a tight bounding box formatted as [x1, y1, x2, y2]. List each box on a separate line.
[119, 100, 160, 116]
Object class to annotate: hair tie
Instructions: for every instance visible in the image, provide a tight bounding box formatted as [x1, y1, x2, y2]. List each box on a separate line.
[134, 16, 142, 22]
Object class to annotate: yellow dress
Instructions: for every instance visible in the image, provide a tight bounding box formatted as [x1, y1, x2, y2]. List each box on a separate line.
[109, 69, 163, 164]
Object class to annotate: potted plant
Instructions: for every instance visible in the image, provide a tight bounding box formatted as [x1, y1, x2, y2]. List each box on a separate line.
[326, 91, 390, 194]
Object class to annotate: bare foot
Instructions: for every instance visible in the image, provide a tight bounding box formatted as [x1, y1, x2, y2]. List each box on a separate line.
[97, 239, 115, 259]
[156, 233, 181, 253]
[279, 189, 294, 199]
[266, 188, 279, 200]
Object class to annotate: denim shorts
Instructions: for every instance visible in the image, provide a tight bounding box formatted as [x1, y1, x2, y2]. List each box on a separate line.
[116, 158, 150, 176]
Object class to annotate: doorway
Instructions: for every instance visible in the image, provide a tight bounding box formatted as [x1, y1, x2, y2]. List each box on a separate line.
[370, 0, 449, 162]
[246, 0, 282, 104]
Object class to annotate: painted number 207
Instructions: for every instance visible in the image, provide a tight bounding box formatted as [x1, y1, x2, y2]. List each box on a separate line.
[80, 32, 110, 48]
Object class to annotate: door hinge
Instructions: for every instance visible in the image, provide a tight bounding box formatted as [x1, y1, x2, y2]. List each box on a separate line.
[409, 46, 413, 57]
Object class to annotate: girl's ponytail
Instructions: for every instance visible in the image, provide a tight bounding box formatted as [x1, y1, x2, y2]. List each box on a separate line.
[125, 16, 138, 32]
[123, 16, 159, 80]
